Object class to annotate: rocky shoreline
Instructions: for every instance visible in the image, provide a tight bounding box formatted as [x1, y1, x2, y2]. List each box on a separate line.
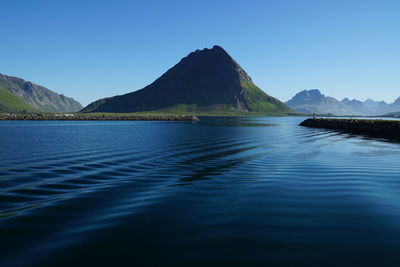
[300, 118, 400, 140]
[0, 113, 199, 121]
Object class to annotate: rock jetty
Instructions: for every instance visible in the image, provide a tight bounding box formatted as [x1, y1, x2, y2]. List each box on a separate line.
[300, 118, 400, 140]
[0, 113, 199, 121]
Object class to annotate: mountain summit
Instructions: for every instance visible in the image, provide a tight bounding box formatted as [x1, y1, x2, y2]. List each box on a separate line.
[82, 46, 293, 114]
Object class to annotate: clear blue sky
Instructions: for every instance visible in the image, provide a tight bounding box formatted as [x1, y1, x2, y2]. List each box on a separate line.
[1, 0, 399, 106]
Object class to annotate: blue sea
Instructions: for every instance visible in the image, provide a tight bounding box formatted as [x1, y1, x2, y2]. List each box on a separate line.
[1, 117, 400, 266]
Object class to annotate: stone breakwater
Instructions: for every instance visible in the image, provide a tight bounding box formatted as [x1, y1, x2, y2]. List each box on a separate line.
[0, 113, 199, 121]
[300, 118, 400, 140]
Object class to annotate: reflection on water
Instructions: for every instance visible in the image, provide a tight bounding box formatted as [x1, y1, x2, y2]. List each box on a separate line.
[1, 117, 400, 266]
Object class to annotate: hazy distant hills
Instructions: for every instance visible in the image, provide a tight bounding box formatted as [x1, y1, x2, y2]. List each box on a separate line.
[0, 73, 82, 113]
[82, 46, 294, 115]
[286, 89, 400, 116]
[384, 111, 400, 118]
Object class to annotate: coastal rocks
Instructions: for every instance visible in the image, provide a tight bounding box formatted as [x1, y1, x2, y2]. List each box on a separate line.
[300, 118, 400, 140]
[0, 113, 199, 121]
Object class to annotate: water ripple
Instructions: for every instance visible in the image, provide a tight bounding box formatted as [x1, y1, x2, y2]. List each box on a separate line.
[1, 118, 400, 265]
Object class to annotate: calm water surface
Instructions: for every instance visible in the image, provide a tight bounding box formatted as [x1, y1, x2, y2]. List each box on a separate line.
[1, 117, 400, 266]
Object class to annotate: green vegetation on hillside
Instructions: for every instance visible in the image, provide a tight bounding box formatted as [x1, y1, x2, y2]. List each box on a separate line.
[0, 87, 39, 113]
[241, 81, 294, 113]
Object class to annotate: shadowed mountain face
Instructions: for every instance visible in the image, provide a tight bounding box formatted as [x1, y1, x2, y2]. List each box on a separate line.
[286, 89, 399, 116]
[0, 73, 82, 113]
[82, 46, 293, 114]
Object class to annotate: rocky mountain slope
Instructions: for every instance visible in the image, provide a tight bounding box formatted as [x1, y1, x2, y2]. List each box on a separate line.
[0, 73, 82, 112]
[0, 87, 39, 113]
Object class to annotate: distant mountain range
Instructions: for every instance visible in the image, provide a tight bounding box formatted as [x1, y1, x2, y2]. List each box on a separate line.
[384, 111, 400, 118]
[286, 89, 400, 116]
[82, 46, 294, 115]
[0, 73, 82, 113]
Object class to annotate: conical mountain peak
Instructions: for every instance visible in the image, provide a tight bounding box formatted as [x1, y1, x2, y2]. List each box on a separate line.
[192, 45, 227, 54]
[82, 46, 292, 115]
[178, 45, 252, 84]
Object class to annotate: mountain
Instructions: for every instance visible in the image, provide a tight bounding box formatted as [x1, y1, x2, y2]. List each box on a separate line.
[82, 46, 294, 115]
[361, 99, 390, 115]
[0, 87, 39, 113]
[384, 111, 400, 118]
[363, 98, 388, 109]
[286, 89, 399, 116]
[285, 89, 357, 115]
[341, 98, 368, 115]
[0, 73, 82, 112]
[389, 97, 400, 114]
